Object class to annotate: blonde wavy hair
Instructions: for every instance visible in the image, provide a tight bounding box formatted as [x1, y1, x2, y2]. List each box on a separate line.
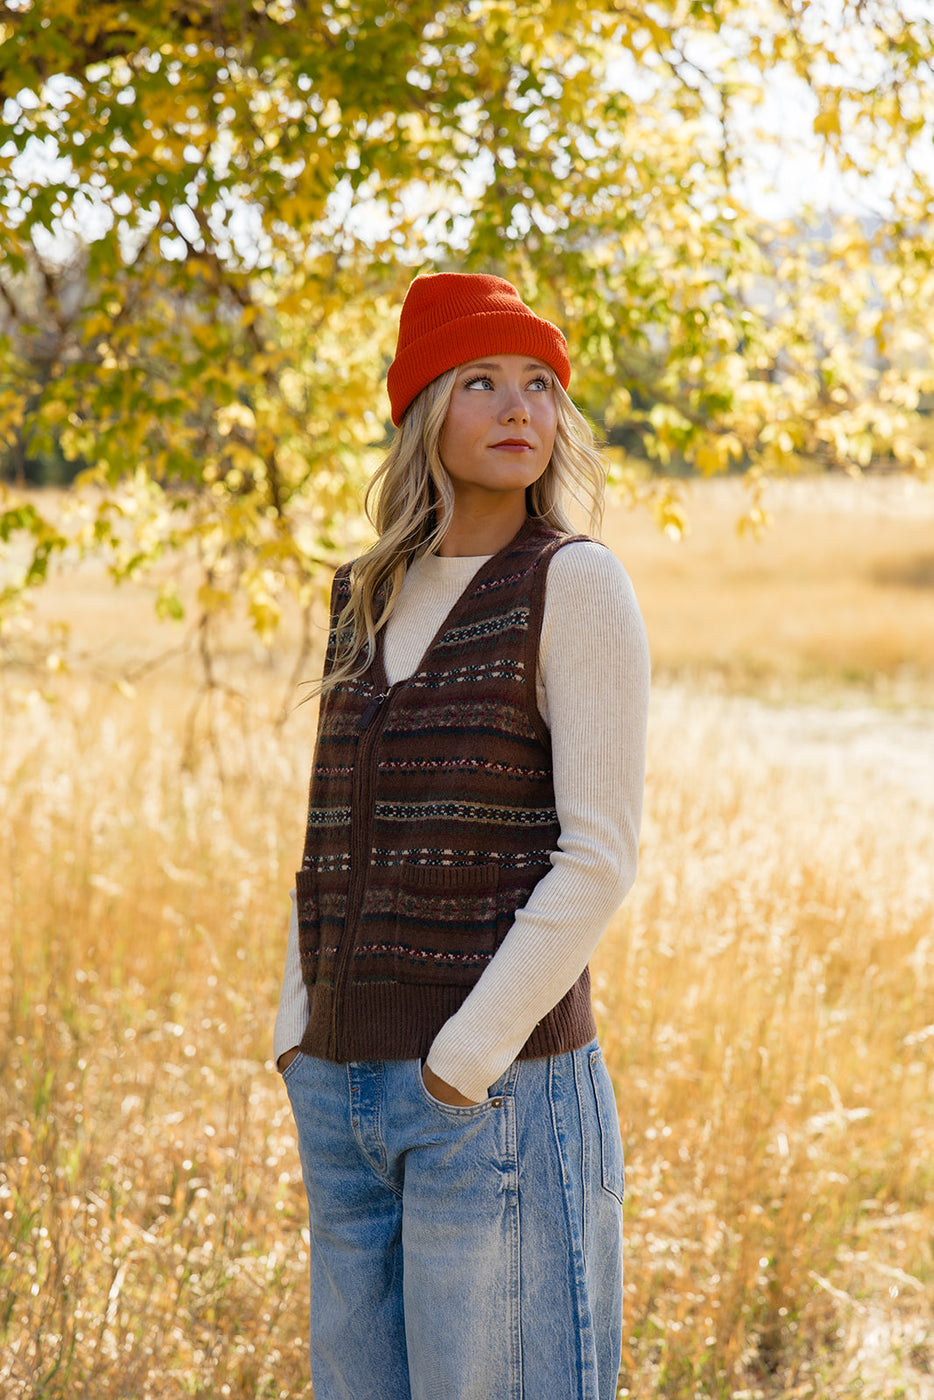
[319, 371, 607, 695]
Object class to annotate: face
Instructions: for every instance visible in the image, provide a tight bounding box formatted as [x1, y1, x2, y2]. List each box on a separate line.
[438, 355, 558, 513]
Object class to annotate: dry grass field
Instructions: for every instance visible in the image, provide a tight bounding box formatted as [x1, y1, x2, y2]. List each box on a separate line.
[2, 474, 933, 1398]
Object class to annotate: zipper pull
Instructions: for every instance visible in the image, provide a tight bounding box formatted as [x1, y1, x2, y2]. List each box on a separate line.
[358, 691, 387, 730]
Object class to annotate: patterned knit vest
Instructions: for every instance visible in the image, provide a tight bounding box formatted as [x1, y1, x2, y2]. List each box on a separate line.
[296, 517, 598, 1065]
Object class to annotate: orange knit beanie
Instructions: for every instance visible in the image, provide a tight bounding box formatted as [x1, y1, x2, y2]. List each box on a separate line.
[386, 272, 571, 426]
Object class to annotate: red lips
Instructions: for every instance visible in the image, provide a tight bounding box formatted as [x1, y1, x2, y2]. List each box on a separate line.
[490, 438, 532, 448]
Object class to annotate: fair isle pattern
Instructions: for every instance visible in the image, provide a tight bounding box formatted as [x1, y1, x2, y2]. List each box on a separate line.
[306, 806, 353, 828]
[296, 518, 599, 1065]
[401, 659, 526, 688]
[315, 755, 551, 779]
[430, 606, 529, 648]
[376, 756, 552, 778]
[368, 847, 555, 867]
[472, 567, 532, 596]
[381, 698, 536, 734]
[374, 801, 559, 825]
[304, 941, 496, 976]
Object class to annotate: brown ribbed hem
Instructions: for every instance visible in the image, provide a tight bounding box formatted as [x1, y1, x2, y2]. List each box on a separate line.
[298, 971, 596, 1064]
[523, 970, 596, 1058]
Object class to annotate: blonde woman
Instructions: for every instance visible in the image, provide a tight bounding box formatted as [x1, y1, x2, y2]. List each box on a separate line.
[275, 272, 650, 1400]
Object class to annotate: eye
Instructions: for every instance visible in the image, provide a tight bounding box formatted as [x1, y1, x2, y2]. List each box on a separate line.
[463, 375, 494, 390]
[528, 375, 552, 391]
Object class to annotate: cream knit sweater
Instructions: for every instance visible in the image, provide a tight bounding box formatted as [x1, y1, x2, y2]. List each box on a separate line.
[274, 539, 650, 1102]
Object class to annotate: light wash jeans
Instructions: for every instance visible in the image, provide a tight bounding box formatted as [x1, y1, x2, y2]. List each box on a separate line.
[283, 1039, 624, 1400]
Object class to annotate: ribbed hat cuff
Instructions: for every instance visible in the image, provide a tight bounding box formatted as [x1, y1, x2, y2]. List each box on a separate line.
[387, 311, 570, 425]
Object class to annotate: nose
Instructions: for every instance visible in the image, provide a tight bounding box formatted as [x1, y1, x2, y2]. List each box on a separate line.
[500, 385, 530, 425]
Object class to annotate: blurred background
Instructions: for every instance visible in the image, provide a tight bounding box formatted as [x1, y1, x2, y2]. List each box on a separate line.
[2, 2, 933, 1397]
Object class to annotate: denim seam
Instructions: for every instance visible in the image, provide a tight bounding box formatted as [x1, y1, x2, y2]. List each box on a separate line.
[348, 1062, 398, 1192]
[589, 1049, 625, 1205]
[573, 1049, 591, 1254]
[504, 1063, 522, 1400]
[548, 1054, 597, 1399]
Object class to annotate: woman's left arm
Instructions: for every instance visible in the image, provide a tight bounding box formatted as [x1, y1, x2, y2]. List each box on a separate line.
[424, 541, 650, 1104]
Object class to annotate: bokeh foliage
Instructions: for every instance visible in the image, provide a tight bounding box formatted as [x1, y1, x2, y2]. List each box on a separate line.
[1, 0, 933, 635]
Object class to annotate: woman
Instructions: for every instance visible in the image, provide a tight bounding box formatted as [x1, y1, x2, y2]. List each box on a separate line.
[274, 272, 650, 1400]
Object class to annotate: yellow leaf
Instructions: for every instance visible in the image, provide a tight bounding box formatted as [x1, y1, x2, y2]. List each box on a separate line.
[197, 584, 232, 613]
[694, 443, 724, 476]
[813, 105, 840, 137]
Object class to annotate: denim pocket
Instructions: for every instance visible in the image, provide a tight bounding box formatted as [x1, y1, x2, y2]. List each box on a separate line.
[415, 1060, 497, 1116]
[281, 1049, 306, 1084]
[589, 1047, 625, 1203]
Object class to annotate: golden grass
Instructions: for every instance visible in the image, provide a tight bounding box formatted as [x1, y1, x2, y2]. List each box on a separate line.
[609, 690, 934, 1397]
[2, 475, 933, 1398]
[16, 470, 934, 707]
[1, 689, 314, 1400]
[611, 473, 934, 702]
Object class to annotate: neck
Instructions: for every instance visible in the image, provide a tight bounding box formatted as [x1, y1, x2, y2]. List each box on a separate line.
[437, 495, 529, 558]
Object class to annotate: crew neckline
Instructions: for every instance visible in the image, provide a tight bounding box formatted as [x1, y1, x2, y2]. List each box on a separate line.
[414, 551, 493, 570]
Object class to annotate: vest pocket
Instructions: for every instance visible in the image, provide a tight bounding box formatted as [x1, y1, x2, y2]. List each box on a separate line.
[359, 862, 502, 987]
